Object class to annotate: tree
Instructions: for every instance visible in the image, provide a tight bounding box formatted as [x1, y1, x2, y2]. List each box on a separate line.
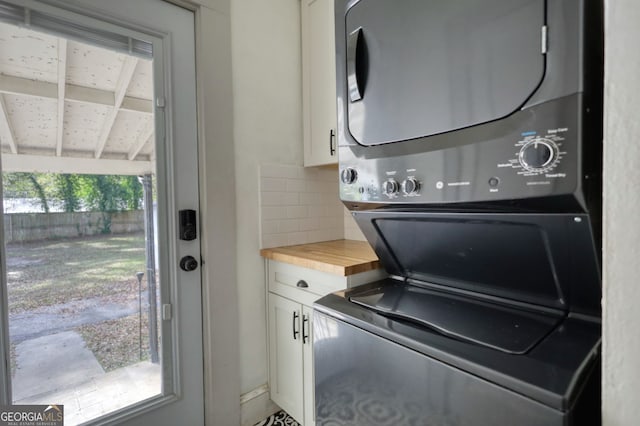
[53, 174, 80, 212]
[73, 175, 144, 233]
[27, 174, 50, 213]
[3, 172, 144, 221]
[121, 176, 143, 210]
[2, 172, 52, 212]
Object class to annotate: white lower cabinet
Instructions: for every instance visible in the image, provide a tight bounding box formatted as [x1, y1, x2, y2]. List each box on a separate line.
[268, 293, 305, 423]
[301, 305, 315, 426]
[266, 260, 385, 425]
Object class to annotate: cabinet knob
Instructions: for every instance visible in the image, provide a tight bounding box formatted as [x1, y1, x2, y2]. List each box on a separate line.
[296, 280, 309, 288]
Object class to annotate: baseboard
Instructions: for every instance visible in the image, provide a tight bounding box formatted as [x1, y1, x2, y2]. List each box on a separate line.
[240, 384, 280, 426]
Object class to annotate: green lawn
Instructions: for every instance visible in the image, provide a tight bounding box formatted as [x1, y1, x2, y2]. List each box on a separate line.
[6, 233, 146, 313]
[7, 233, 155, 373]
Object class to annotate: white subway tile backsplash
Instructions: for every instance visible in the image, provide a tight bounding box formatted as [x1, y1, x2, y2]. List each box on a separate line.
[308, 228, 342, 242]
[260, 177, 288, 192]
[261, 191, 286, 206]
[261, 220, 279, 235]
[299, 217, 320, 231]
[261, 206, 287, 221]
[307, 205, 327, 218]
[262, 233, 289, 249]
[286, 205, 308, 219]
[279, 219, 300, 233]
[283, 192, 299, 206]
[286, 179, 307, 193]
[261, 163, 300, 179]
[287, 232, 309, 246]
[299, 192, 318, 206]
[259, 164, 347, 248]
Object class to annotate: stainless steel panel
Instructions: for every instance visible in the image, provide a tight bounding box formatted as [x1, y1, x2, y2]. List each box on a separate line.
[344, 0, 545, 146]
[314, 311, 565, 426]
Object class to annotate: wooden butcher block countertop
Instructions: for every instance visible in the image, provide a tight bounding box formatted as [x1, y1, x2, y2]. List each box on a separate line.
[260, 240, 380, 276]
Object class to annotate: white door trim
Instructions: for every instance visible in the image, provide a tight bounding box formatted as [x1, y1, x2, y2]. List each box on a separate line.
[188, 3, 241, 425]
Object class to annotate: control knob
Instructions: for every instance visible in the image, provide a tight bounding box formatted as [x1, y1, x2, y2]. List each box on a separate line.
[519, 139, 557, 171]
[401, 178, 420, 196]
[340, 167, 358, 184]
[382, 179, 399, 197]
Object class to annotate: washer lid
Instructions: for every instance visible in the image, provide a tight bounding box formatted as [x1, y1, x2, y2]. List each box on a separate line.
[350, 283, 563, 354]
[345, 0, 546, 146]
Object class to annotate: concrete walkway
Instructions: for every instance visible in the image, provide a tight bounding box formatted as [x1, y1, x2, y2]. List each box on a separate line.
[13, 331, 104, 401]
[13, 331, 160, 425]
[10, 296, 144, 343]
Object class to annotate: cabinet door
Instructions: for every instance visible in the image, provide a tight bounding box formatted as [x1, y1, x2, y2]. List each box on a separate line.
[302, 305, 315, 426]
[302, 0, 338, 166]
[268, 293, 304, 423]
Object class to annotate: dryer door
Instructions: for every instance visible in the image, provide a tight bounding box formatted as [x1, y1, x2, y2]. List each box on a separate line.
[344, 0, 546, 146]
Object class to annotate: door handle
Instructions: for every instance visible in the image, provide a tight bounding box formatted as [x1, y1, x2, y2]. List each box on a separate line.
[347, 27, 366, 102]
[292, 311, 300, 340]
[302, 314, 309, 344]
[180, 255, 198, 271]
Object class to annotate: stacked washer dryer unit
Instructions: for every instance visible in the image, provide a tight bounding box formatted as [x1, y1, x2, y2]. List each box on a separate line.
[313, 0, 603, 425]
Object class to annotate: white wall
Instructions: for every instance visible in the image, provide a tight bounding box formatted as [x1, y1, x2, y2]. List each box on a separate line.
[230, 0, 303, 408]
[344, 207, 366, 241]
[602, 1, 640, 424]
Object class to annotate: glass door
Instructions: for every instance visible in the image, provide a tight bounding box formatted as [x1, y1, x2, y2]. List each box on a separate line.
[0, 0, 203, 424]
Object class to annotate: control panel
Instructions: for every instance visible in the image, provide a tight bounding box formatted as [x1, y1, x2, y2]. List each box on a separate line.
[339, 123, 578, 205]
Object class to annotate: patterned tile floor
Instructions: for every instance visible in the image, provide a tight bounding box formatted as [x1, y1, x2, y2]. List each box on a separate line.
[255, 410, 300, 426]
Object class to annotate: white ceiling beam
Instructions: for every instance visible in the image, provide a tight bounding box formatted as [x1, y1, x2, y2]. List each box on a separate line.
[128, 120, 154, 160]
[94, 56, 139, 159]
[121, 96, 153, 114]
[2, 153, 154, 176]
[65, 84, 114, 108]
[0, 74, 57, 99]
[0, 74, 152, 115]
[0, 94, 18, 154]
[56, 39, 67, 157]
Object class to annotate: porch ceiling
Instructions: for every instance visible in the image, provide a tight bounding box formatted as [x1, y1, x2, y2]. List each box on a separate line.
[0, 21, 155, 175]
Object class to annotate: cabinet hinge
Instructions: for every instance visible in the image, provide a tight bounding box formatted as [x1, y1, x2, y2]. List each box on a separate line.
[162, 303, 172, 320]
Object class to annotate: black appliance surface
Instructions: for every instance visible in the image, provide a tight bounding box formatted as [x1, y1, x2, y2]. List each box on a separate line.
[316, 0, 604, 424]
[314, 284, 601, 425]
[355, 210, 602, 317]
[336, 0, 604, 217]
[349, 282, 563, 354]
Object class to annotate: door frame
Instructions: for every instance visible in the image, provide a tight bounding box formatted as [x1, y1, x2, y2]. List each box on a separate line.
[0, 0, 240, 424]
[177, 1, 240, 425]
[146, 1, 241, 425]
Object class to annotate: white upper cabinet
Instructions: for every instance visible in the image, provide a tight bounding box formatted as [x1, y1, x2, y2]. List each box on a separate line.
[302, 0, 338, 166]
